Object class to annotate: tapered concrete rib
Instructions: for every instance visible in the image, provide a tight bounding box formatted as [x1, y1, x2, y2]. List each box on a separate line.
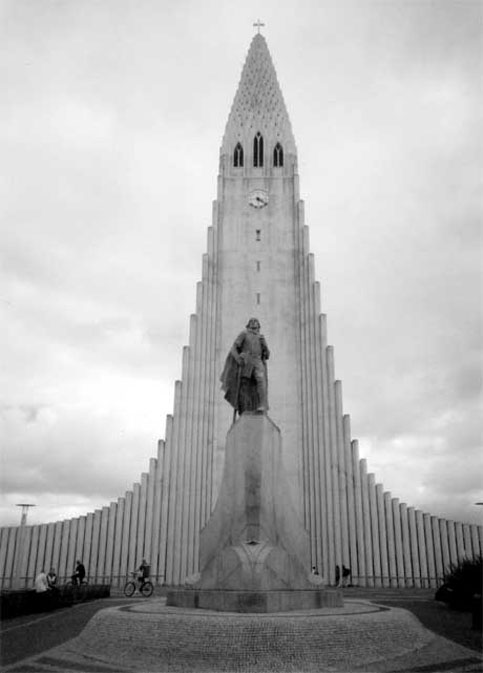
[352, 440, 366, 586]
[407, 507, 421, 587]
[391, 498, 404, 587]
[360, 460, 373, 587]
[320, 315, 334, 583]
[376, 485, 389, 587]
[335, 382, 349, 567]
[384, 492, 397, 587]
[424, 513, 436, 588]
[326, 347, 342, 571]
[368, 474, 381, 587]
[344, 416, 358, 583]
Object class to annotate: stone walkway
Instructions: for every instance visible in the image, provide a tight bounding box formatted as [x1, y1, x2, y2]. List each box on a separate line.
[3, 598, 482, 673]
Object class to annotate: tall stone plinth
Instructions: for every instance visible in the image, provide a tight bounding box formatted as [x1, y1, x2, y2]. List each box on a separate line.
[167, 413, 343, 612]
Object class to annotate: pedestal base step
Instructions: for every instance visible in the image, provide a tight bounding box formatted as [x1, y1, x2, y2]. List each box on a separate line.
[166, 588, 343, 612]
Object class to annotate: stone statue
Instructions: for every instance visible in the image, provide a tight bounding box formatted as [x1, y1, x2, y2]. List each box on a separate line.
[220, 318, 270, 416]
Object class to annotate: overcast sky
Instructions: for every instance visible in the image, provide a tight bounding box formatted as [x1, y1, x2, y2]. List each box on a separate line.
[1, 0, 482, 529]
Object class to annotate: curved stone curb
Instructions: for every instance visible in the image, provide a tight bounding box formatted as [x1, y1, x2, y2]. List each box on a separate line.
[69, 600, 435, 672]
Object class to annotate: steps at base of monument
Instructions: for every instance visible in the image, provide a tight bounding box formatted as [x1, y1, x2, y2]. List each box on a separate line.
[166, 588, 343, 612]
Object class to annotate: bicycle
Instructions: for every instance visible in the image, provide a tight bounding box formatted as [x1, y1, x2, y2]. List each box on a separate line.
[123, 572, 154, 597]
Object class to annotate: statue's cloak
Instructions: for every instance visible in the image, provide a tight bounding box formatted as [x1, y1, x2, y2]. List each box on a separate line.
[220, 353, 269, 413]
[220, 353, 240, 409]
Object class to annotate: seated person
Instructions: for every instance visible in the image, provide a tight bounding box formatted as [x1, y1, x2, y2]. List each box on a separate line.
[35, 569, 49, 593]
[47, 567, 58, 590]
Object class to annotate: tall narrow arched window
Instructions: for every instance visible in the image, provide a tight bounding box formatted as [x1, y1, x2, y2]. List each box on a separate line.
[253, 132, 264, 167]
[273, 142, 284, 167]
[233, 142, 244, 167]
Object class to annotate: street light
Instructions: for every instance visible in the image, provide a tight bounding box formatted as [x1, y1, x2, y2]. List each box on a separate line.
[16, 503, 36, 525]
[12, 504, 36, 589]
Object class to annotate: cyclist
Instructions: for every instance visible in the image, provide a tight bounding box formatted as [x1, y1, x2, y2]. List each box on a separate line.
[136, 559, 150, 592]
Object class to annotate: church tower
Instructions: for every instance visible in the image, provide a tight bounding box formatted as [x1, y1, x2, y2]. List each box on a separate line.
[1, 33, 481, 592]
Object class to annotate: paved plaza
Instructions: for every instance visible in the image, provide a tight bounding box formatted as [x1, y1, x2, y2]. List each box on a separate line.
[2, 595, 481, 673]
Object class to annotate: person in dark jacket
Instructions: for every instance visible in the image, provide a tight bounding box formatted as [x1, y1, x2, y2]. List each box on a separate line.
[71, 560, 86, 585]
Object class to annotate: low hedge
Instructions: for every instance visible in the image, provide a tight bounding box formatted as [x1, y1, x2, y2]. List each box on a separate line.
[1, 584, 110, 620]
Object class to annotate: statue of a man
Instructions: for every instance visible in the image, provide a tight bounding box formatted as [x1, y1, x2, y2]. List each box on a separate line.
[220, 318, 270, 416]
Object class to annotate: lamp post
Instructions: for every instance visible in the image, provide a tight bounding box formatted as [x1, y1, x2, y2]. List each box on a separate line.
[11, 504, 36, 589]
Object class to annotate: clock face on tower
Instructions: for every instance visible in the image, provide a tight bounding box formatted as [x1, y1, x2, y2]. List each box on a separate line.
[248, 189, 269, 208]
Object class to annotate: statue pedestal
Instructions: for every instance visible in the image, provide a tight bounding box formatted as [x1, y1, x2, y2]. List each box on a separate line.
[167, 413, 342, 612]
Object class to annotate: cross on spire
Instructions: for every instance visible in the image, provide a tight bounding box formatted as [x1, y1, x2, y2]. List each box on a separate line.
[253, 19, 265, 34]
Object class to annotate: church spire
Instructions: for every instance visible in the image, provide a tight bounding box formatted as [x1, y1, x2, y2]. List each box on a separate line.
[221, 34, 297, 163]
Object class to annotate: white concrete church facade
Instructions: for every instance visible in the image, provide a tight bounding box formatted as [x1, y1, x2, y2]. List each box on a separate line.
[2, 34, 481, 589]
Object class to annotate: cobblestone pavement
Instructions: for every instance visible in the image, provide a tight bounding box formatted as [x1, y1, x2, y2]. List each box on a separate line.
[2, 597, 481, 673]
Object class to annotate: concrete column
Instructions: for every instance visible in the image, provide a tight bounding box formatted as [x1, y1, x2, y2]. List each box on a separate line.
[159, 415, 174, 583]
[44, 523, 56, 574]
[119, 491, 132, 584]
[478, 526, 483, 557]
[58, 521, 70, 582]
[368, 474, 381, 587]
[439, 519, 450, 574]
[90, 510, 102, 582]
[384, 493, 397, 587]
[343, 415, 358, 581]
[326, 347, 342, 576]
[181, 317, 199, 579]
[335, 381, 350, 568]
[423, 514, 436, 588]
[52, 521, 63, 578]
[462, 524, 472, 558]
[310, 280, 324, 572]
[307, 259, 322, 570]
[82, 513, 94, 581]
[447, 521, 458, 565]
[27, 525, 40, 587]
[144, 458, 157, 565]
[399, 504, 412, 586]
[188, 310, 204, 577]
[202, 229, 216, 522]
[470, 524, 480, 558]
[104, 502, 117, 584]
[351, 440, 366, 586]
[415, 510, 428, 587]
[112, 498, 125, 587]
[200, 265, 213, 527]
[313, 305, 328, 579]
[16, 526, 32, 589]
[165, 379, 182, 584]
[360, 459, 374, 587]
[391, 499, 404, 587]
[407, 508, 421, 588]
[137, 472, 149, 564]
[298, 246, 311, 533]
[4, 529, 17, 588]
[431, 516, 444, 584]
[128, 484, 141, 576]
[193, 272, 209, 573]
[455, 522, 465, 560]
[320, 314, 334, 584]
[35, 525, 48, 581]
[66, 518, 78, 582]
[151, 442, 165, 583]
[0, 529, 9, 586]
[97, 507, 109, 583]
[376, 485, 389, 587]
[75, 516, 86, 566]
[172, 346, 192, 584]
